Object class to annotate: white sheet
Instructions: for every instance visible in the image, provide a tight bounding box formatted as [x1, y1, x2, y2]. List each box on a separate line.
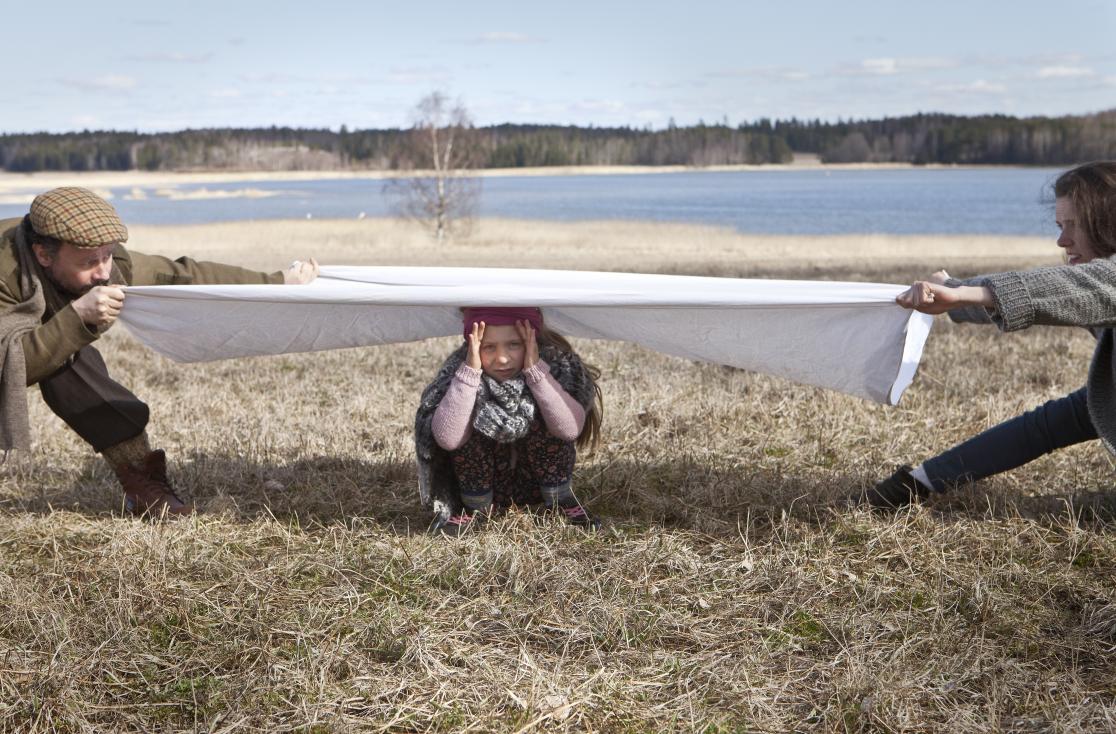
[117, 266, 933, 405]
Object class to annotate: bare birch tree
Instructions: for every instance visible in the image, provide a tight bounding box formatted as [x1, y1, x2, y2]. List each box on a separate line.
[385, 92, 481, 242]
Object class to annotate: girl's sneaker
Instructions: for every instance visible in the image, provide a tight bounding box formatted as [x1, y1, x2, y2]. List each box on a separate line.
[435, 510, 487, 537]
[556, 503, 601, 530]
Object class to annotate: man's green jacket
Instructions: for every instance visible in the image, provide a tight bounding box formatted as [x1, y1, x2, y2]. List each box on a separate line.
[0, 217, 283, 384]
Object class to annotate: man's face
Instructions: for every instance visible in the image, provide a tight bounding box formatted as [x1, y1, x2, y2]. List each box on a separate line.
[32, 242, 115, 296]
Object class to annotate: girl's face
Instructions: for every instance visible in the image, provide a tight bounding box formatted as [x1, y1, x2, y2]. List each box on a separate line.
[1056, 196, 1100, 265]
[479, 324, 526, 381]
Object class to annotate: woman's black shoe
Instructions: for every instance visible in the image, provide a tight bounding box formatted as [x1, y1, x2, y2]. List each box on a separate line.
[858, 465, 931, 509]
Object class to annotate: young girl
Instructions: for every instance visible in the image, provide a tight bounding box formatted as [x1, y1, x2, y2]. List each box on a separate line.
[864, 160, 1116, 507]
[414, 306, 603, 535]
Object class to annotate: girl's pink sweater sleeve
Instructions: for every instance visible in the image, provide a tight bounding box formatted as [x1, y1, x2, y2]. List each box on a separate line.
[431, 363, 481, 451]
[523, 360, 586, 441]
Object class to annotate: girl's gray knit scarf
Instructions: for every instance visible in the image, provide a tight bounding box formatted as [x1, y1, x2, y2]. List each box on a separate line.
[473, 374, 536, 443]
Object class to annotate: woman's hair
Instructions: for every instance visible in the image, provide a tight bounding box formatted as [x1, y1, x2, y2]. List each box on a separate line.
[1053, 161, 1116, 257]
[537, 325, 604, 453]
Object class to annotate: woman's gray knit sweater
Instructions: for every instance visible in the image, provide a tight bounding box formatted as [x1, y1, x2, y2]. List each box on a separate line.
[950, 259, 1116, 453]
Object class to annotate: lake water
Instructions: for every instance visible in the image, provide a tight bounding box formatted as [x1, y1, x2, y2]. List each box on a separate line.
[0, 167, 1065, 237]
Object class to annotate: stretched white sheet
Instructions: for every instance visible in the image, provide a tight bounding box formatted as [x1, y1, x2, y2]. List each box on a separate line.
[117, 266, 933, 405]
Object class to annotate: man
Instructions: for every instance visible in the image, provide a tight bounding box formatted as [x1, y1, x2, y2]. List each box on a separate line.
[0, 186, 319, 516]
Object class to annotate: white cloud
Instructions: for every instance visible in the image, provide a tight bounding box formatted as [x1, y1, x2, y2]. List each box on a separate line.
[479, 97, 630, 125]
[209, 88, 242, 99]
[635, 79, 707, 90]
[963, 52, 1096, 72]
[69, 114, 99, 128]
[240, 72, 301, 84]
[571, 99, 627, 114]
[463, 31, 538, 44]
[841, 56, 959, 76]
[59, 75, 137, 92]
[126, 52, 212, 63]
[907, 57, 961, 70]
[238, 72, 375, 87]
[317, 73, 377, 85]
[707, 67, 810, 82]
[1036, 65, 1095, 79]
[1034, 53, 1087, 65]
[385, 66, 452, 85]
[96, 75, 138, 90]
[861, 57, 898, 75]
[935, 79, 1008, 95]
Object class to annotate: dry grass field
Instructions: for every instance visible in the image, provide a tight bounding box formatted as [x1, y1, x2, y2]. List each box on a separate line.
[2, 218, 1114, 732]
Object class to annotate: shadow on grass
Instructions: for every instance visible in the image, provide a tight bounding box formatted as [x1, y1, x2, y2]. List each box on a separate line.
[0, 451, 862, 537]
[7, 450, 1111, 535]
[579, 456, 859, 536]
[929, 486, 1116, 527]
[0, 452, 428, 533]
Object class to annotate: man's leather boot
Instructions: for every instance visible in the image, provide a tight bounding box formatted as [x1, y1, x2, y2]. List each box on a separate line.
[112, 449, 194, 517]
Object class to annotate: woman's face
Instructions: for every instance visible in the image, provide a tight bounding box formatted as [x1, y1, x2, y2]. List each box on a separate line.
[478, 324, 526, 381]
[1056, 196, 1100, 265]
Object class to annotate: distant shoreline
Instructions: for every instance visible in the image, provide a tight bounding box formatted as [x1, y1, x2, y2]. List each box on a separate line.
[0, 158, 1049, 196]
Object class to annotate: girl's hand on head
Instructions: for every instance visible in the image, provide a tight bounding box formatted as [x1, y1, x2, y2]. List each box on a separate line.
[517, 319, 539, 369]
[466, 321, 485, 370]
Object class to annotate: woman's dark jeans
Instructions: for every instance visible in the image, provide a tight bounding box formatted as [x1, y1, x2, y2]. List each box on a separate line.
[921, 386, 1097, 491]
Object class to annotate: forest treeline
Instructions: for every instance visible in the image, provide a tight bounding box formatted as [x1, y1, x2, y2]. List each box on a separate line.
[2, 110, 1113, 172]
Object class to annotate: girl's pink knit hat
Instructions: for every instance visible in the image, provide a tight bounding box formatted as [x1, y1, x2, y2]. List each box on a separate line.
[462, 307, 543, 339]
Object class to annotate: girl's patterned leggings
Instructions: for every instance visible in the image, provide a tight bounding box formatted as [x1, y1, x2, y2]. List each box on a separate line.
[451, 419, 576, 508]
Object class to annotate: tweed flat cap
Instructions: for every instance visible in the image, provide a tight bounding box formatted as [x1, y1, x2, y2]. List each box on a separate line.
[29, 187, 128, 248]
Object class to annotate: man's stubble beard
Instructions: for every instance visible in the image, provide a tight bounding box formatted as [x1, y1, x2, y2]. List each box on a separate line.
[42, 265, 108, 299]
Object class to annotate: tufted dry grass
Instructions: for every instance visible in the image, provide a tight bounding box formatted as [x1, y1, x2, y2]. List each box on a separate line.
[1, 218, 1113, 732]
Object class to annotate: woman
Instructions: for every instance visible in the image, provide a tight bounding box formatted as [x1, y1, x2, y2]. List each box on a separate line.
[864, 160, 1116, 507]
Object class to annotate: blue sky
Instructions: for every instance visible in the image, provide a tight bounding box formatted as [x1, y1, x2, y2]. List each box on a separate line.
[4, 0, 1114, 132]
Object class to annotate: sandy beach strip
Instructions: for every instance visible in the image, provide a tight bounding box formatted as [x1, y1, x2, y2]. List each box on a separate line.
[125, 217, 1059, 279]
